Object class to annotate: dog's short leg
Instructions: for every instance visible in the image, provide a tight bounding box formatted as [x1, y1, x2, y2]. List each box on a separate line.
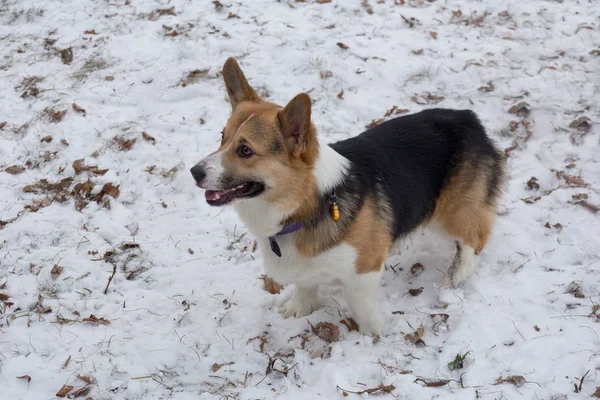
[344, 271, 383, 336]
[281, 284, 319, 318]
[443, 241, 477, 287]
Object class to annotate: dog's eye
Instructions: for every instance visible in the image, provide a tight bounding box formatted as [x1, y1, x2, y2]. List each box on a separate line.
[237, 145, 253, 158]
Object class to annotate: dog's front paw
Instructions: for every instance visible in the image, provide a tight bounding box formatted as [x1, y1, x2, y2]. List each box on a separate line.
[281, 296, 316, 318]
[356, 314, 383, 337]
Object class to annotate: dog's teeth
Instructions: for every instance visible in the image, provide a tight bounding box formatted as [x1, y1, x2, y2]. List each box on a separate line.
[237, 185, 244, 189]
[215, 193, 220, 200]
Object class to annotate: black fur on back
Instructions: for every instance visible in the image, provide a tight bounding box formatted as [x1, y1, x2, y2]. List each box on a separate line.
[327, 108, 505, 240]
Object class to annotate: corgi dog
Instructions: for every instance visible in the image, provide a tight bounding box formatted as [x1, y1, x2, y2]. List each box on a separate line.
[191, 58, 506, 336]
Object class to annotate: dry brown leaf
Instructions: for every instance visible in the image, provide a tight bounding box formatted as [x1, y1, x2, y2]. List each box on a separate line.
[82, 314, 110, 325]
[340, 318, 359, 332]
[60, 48, 73, 65]
[72, 103, 86, 115]
[392, 310, 405, 315]
[311, 321, 340, 342]
[71, 386, 91, 397]
[51, 264, 63, 280]
[77, 375, 92, 384]
[141, 131, 156, 144]
[105, 75, 114, 81]
[337, 89, 344, 99]
[56, 384, 74, 397]
[179, 69, 208, 87]
[556, 171, 588, 188]
[409, 287, 424, 296]
[495, 375, 526, 387]
[569, 116, 591, 132]
[261, 275, 283, 294]
[430, 313, 449, 322]
[508, 101, 531, 117]
[17, 375, 31, 383]
[573, 200, 600, 213]
[405, 327, 424, 345]
[336, 42, 349, 49]
[61, 139, 70, 146]
[213, 0, 224, 9]
[45, 108, 67, 123]
[338, 384, 395, 395]
[429, 31, 438, 39]
[566, 281, 585, 298]
[84, 29, 96, 34]
[5, 165, 25, 174]
[410, 263, 424, 276]
[0, 121, 7, 129]
[520, 196, 541, 204]
[211, 362, 233, 372]
[0, 293, 9, 301]
[593, 387, 600, 398]
[366, 118, 384, 129]
[41, 135, 53, 142]
[149, 6, 176, 20]
[414, 378, 449, 387]
[316, 0, 332, 3]
[526, 176, 539, 191]
[411, 92, 444, 105]
[478, 81, 495, 93]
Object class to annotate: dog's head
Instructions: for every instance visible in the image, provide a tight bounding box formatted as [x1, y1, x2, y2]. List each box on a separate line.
[191, 58, 319, 213]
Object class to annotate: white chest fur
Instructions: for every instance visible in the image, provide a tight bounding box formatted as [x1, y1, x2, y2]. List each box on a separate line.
[257, 234, 357, 286]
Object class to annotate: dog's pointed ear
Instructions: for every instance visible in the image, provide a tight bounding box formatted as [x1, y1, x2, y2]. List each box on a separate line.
[278, 93, 313, 157]
[222, 58, 259, 109]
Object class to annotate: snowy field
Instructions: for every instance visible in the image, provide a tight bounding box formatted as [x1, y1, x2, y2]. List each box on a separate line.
[1, 0, 599, 399]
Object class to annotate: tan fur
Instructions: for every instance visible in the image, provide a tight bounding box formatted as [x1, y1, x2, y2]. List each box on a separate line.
[344, 197, 394, 274]
[433, 161, 498, 255]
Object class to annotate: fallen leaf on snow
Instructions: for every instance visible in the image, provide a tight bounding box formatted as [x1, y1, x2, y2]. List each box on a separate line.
[340, 318, 359, 332]
[72, 103, 86, 115]
[82, 314, 110, 325]
[405, 327, 424, 345]
[5, 165, 25, 174]
[56, 384, 74, 397]
[495, 375, 526, 387]
[40, 135, 53, 142]
[51, 264, 64, 280]
[569, 116, 591, 132]
[70, 385, 91, 397]
[260, 275, 283, 294]
[410, 263, 424, 276]
[414, 378, 449, 387]
[408, 287, 423, 296]
[565, 281, 585, 298]
[526, 176, 539, 191]
[60, 47, 73, 65]
[520, 196, 541, 204]
[508, 102, 531, 117]
[149, 6, 176, 20]
[141, 131, 156, 144]
[17, 375, 31, 383]
[336, 42, 349, 49]
[311, 322, 340, 342]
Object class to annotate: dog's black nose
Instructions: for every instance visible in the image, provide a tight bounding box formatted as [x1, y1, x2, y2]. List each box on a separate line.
[190, 164, 206, 183]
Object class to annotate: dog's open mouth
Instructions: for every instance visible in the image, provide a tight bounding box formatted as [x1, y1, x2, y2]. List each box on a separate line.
[204, 182, 265, 206]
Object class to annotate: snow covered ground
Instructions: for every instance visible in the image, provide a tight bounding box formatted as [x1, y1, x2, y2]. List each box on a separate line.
[1, 0, 599, 398]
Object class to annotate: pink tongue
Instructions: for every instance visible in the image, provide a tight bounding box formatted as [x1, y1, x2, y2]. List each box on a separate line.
[205, 190, 222, 201]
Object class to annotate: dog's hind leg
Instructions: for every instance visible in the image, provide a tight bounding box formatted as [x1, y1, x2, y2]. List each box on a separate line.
[439, 205, 495, 287]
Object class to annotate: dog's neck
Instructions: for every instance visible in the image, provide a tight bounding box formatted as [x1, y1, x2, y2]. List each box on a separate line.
[234, 143, 350, 237]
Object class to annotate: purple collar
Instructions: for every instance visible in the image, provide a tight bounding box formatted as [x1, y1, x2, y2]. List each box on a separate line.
[268, 223, 302, 257]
